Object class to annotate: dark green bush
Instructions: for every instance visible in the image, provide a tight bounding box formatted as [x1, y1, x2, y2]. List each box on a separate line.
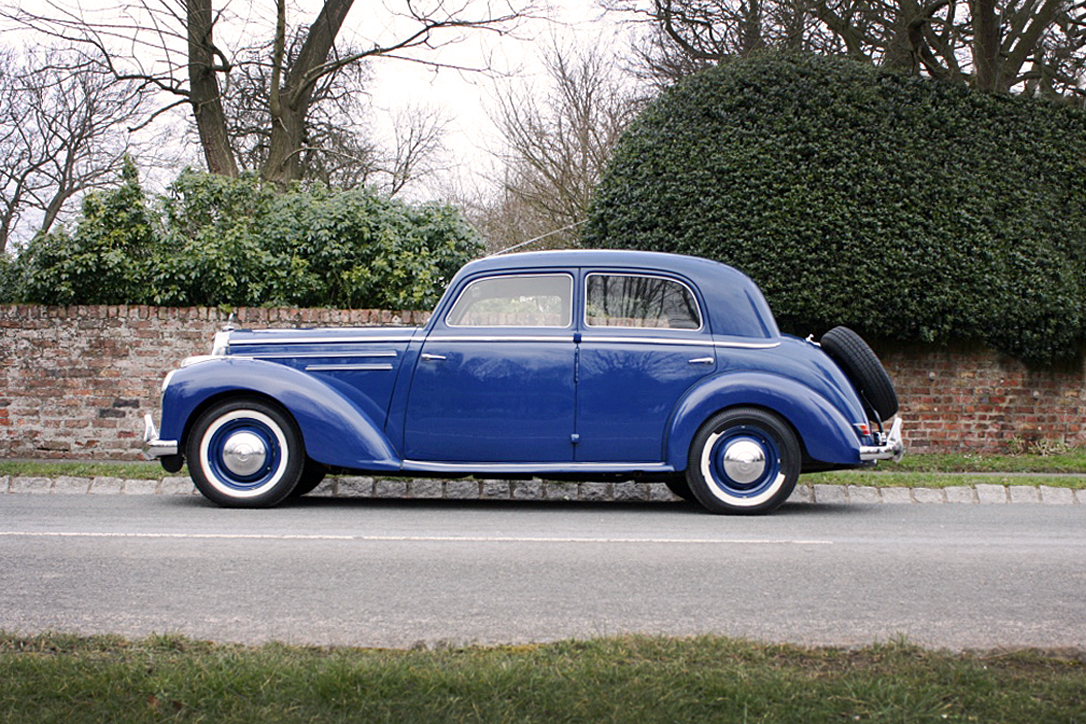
[584, 52, 1086, 364]
[0, 252, 15, 304]
[13, 168, 482, 310]
[17, 158, 159, 306]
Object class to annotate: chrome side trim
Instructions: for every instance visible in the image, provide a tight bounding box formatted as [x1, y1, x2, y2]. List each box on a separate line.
[859, 417, 905, 462]
[402, 460, 674, 474]
[425, 335, 575, 344]
[582, 335, 713, 347]
[181, 354, 220, 368]
[304, 363, 394, 372]
[228, 333, 417, 346]
[713, 340, 780, 349]
[142, 414, 178, 459]
[247, 351, 399, 360]
[581, 336, 780, 349]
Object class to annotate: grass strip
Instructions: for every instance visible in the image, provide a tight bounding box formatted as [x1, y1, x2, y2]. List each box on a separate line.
[0, 461, 175, 480]
[2, 633, 1084, 724]
[886, 450, 1086, 474]
[2, 451, 1084, 489]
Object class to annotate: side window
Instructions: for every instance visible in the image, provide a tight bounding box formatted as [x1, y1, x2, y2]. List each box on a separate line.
[586, 274, 701, 330]
[446, 274, 573, 328]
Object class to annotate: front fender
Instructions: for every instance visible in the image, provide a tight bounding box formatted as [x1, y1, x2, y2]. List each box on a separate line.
[665, 371, 864, 470]
[160, 358, 401, 471]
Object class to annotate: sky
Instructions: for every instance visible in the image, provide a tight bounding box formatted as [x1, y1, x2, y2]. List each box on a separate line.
[355, 0, 625, 196]
[191, 0, 628, 196]
[0, 0, 633, 242]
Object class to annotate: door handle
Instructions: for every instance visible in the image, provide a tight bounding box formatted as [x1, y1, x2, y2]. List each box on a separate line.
[688, 357, 715, 365]
[421, 353, 447, 362]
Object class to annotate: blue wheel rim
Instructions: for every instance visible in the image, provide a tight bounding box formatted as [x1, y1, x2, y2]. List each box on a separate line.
[707, 425, 782, 500]
[205, 417, 284, 492]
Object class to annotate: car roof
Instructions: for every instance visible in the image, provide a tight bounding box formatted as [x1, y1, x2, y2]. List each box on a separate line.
[449, 249, 781, 340]
[463, 249, 723, 275]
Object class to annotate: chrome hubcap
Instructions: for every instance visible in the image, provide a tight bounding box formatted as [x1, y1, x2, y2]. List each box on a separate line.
[221, 431, 268, 477]
[721, 439, 767, 485]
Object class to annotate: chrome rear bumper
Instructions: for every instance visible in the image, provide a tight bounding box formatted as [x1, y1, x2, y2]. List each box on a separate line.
[142, 414, 178, 459]
[859, 417, 904, 462]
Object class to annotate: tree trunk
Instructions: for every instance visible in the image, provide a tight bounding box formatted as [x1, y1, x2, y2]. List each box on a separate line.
[0, 205, 14, 253]
[187, 0, 239, 176]
[883, 0, 922, 74]
[263, 0, 355, 185]
[972, 0, 1002, 91]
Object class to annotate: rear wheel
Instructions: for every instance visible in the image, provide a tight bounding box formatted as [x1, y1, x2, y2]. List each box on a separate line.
[686, 407, 800, 515]
[664, 475, 696, 502]
[186, 398, 303, 508]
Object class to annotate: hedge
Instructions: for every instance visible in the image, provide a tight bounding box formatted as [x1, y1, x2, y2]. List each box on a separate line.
[583, 52, 1086, 364]
[7, 164, 483, 311]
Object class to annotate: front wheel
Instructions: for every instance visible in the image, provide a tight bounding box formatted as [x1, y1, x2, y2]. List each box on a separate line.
[686, 407, 800, 515]
[186, 398, 304, 508]
[290, 459, 329, 498]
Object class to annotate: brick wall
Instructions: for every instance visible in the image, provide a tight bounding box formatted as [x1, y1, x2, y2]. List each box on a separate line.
[0, 305, 428, 460]
[1, 305, 1083, 459]
[881, 343, 1086, 452]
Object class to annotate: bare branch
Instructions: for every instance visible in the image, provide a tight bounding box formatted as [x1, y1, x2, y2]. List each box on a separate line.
[0, 44, 154, 251]
[484, 39, 642, 250]
[6, 0, 537, 185]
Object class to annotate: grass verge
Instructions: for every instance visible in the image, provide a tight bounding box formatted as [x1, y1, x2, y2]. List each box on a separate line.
[1, 633, 1083, 724]
[887, 450, 1086, 474]
[0, 460, 174, 480]
[1, 451, 1084, 489]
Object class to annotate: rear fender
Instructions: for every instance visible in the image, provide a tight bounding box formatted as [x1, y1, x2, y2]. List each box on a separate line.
[160, 358, 401, 471]
[666, 372, 863, 470]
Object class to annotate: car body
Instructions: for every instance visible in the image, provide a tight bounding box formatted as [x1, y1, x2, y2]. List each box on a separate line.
[144, 249, 903, 513]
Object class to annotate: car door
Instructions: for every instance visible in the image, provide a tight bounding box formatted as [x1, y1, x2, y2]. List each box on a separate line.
[403, 272, 577, 463]
[575, 271, 717, 462]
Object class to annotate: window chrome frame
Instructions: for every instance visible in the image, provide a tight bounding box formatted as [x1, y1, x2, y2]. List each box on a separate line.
[445, 272, 575, 329]
[583, 272, 704, 332]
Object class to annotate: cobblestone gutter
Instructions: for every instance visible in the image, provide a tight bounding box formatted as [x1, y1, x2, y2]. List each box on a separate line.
[2, 475, 1082, 505]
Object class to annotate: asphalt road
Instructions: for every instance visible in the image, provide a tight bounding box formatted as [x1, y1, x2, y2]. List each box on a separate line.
[2, 494, 1084, 650]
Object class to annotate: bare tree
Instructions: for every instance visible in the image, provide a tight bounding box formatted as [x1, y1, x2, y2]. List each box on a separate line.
[220, 31, 380, 186]
[457, 173, 561, 253]
[3, 0, 533, 185]
[487, 41, 643, 250]
[0, 45, 150, 252]
[380, 103, 451, 196]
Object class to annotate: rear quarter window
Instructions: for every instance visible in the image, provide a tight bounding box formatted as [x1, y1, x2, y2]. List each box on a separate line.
[585, 273, 702, 330]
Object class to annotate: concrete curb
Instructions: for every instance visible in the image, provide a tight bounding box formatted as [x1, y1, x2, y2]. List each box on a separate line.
[1, 475, 1082, 505]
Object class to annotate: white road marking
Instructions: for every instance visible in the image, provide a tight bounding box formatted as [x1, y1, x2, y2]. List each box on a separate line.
[0, 531, 832, 545]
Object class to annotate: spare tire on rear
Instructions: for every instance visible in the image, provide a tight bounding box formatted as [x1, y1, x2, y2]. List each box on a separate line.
[820, 326, 899, 422]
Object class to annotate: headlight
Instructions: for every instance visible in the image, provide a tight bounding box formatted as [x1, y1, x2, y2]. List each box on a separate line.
[211, 330, 231, 356]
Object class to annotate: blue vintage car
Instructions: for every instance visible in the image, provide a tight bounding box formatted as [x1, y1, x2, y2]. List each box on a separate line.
[144, 250, 903, 513]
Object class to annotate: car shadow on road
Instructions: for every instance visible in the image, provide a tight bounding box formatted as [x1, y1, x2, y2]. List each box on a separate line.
[284, 493, 863, 516]
[287, 495, 700, 514]
[154, 493, 861, 517]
